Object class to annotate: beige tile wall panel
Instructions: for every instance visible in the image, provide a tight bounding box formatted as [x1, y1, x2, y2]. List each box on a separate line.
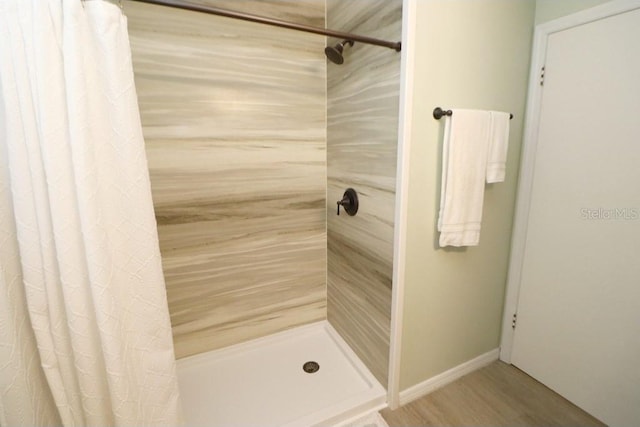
[326, 0, 402, 387]
[127, 1, 326, 358]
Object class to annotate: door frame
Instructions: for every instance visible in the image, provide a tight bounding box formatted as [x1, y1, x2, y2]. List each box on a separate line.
[499, 0, 640, 363]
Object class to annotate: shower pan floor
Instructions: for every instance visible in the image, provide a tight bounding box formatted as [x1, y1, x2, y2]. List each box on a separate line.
[176, 321, 386, 427]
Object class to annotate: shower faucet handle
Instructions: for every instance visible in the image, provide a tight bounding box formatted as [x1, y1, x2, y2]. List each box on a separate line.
[336, 197, 348, 215]
[336, 188, 359, 216]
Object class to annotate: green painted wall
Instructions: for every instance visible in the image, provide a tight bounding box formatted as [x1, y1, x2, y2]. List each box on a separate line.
[535, 0, 612, 24]
[399, 0, 535, 390]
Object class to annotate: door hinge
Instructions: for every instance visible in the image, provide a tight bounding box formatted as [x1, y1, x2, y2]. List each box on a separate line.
[512, 312, 518, 329]
[540, 66, 545, 86]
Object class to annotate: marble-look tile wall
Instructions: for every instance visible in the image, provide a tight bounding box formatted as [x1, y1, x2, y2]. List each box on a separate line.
[326, 0, 402, 387]
[126, 0, 327, 358]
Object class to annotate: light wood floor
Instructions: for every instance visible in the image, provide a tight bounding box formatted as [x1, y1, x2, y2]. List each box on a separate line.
[381, 361, 606, 427]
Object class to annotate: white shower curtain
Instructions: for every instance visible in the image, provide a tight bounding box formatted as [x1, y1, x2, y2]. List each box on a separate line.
[0, 0, 183, 425]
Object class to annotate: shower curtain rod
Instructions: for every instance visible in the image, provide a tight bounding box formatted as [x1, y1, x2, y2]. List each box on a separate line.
[129, 0, 402, 52]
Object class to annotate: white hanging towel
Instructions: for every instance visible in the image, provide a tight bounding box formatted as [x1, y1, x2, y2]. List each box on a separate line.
[486, 111, 511, 183]
[438, 109, 492, 247]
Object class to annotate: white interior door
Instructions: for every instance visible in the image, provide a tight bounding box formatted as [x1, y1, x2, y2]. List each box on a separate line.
[510, 6, 640, 427]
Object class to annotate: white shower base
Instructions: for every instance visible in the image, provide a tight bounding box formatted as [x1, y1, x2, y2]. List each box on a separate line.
[176, 321, 386, 427]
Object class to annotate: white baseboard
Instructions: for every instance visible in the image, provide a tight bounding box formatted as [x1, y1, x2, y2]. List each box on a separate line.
[398, 348, 500, 406]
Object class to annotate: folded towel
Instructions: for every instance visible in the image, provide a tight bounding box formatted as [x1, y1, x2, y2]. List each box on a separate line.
[438, 109, 492, 247]
[486, 111, 511, 183]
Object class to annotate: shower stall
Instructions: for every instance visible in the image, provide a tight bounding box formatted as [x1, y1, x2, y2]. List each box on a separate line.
[126, 0, 402, 424]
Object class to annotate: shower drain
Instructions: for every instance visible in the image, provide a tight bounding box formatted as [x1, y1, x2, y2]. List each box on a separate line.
[302, 361, 320, 374]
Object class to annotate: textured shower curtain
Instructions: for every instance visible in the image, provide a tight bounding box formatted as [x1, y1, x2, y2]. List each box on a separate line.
[0, 0, 182, 425]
